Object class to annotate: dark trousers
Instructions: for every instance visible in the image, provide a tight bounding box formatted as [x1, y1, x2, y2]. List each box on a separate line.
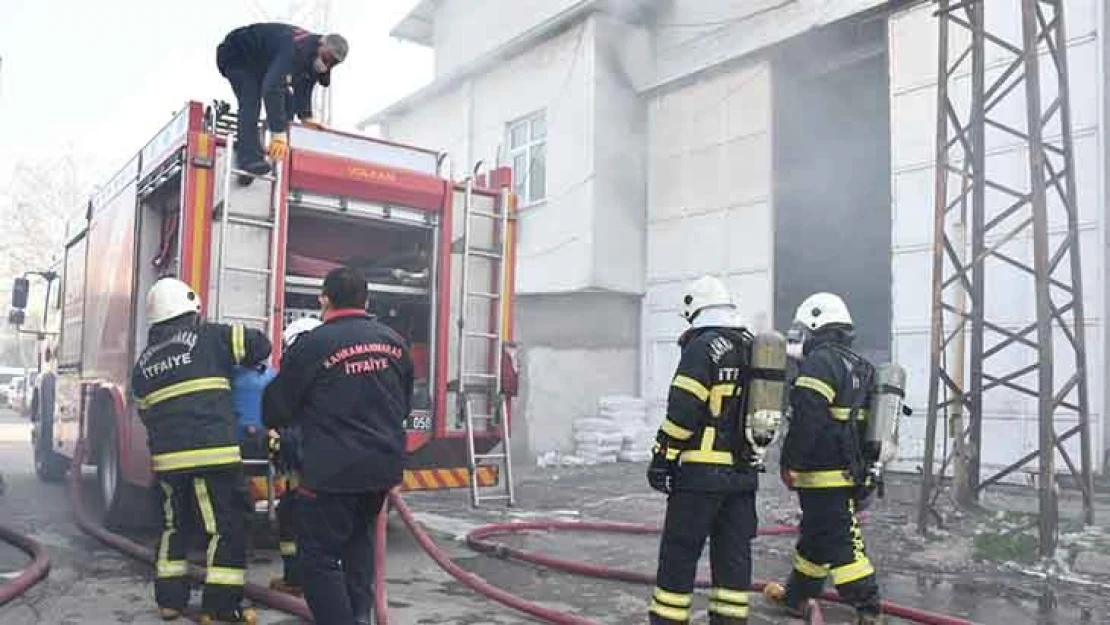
[155, 466, 251, 613]
[650, 489, 757, 625]
[783, 489, 881, 616]
[215, 44, 264, 166]
[295, 488, 386, 625]
[276, 482, 300, 585]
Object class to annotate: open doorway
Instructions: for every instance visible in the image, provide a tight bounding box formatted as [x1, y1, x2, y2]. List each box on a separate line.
[773, 13, 892, 361]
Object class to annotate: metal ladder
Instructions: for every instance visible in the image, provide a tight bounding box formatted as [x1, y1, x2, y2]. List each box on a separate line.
[208, 102, 283, 520]
[456, 172, 515, 507]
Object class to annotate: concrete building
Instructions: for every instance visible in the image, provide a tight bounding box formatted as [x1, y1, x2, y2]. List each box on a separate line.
[363, 0, 1109, 478]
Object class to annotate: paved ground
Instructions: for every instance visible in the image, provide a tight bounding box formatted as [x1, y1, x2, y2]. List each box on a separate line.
[2, 404, 1109, 624]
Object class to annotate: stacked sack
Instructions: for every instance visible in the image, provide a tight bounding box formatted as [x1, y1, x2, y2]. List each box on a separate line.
[570, 395, 656, 464]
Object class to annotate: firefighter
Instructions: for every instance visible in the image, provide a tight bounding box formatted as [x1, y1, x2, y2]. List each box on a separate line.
[764, 292, 884, 625]
[267, 316, 322, 597]
[263, 267, 413, 625]
[647, 275, 761, 625]
[215, 23, 349, 180]
[131, 277, 272, 624]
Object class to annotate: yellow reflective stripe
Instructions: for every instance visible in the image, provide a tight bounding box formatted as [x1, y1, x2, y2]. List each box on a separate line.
[700, 426, 716, 452]
[831, 557, 875, 585]
[795, 375, 835, 403]
[206, 566, 246, 586]
[793, 552, 830, 579]
[672, 374, 709, 402]
[709, 601, 750, 618]
[280, 541, 298, 556]
[153, 445, 242, 472]
[789, 469, 855, 489]
[193, 478, 218, 535]
[708, 383, 736, 417]
[649, 601, 690, 621]
[231, 324, 246, 364]
[664, 447, 680, 461]
[137, 377, 231, 410]
[156, 560, 188, 578]
[830, 407, 869, 421]
[157, 481, 177, 576]
[709, 588, 749, 604]
[680, 449, 733, 464]
[660, 418, 694, 441]
[652, 588, 692, 607]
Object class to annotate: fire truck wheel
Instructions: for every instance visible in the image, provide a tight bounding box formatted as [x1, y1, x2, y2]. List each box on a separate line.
[96, 415, 158, 531]
[31, 378, 69, 483]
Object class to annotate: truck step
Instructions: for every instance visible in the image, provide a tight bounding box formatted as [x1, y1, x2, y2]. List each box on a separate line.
[467, 248, 504, 260]
[467, 291, 501, 299]
[226, 215, 275, 229]
[465, 331, 498, 340]
[473, 452, 508, 461]
[230, 169, 276, 183]
[224, 265, 272, 276]
[462, 372, 497, 379]
[469, 209, 504, 220]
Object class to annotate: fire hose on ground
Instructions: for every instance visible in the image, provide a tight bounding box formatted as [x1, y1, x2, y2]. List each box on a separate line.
[64, 439, 974, 625]
[0, 519, 51, 607]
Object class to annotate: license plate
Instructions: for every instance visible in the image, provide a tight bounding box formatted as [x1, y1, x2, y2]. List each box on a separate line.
[405, 414, 433, 431]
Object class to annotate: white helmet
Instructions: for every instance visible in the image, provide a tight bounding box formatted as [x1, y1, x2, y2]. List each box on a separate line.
[681, 275, 734, 322]
[282, 316, 321, 350]
[146, 277, 201, 325]
[793, 292, 853, 331]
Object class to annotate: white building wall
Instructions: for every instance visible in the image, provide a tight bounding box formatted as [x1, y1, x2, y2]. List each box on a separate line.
[642, 62, 774, 413]
[887, 0, 1106, 475]
[431, 0, 587, 78]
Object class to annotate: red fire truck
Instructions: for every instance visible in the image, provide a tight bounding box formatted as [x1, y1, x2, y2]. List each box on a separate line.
[11, 100, 518, 527]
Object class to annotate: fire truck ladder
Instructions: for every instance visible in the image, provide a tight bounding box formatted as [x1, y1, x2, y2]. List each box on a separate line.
[455, 173, 515, 507]
[208, 101, 284, 519]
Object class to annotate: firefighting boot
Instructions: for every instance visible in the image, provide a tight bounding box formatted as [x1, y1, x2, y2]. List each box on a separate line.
[158, 607, 182, 621]
[199, 607, 258, 624]
[762, 583, 815, 620]
[268, 576, 303, 597]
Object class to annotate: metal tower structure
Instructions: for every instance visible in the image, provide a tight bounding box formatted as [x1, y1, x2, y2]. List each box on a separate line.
[916, 0, 1094, 560]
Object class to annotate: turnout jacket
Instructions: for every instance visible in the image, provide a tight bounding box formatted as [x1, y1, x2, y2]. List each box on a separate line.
[217, 23, 329, 132]
[655, 326, 760, 492]
[781, 335, 873, 489]
[263, 309, 414, 493]
[132, 315, 272, 474]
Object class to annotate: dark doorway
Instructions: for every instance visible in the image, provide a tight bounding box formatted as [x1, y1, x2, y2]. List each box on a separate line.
[773, 14, 892, 362]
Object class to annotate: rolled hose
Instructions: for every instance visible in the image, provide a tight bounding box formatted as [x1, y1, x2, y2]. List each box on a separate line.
[0, 520, 51, 606]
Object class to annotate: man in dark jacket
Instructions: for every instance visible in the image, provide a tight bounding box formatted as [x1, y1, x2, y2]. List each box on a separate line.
[263, 267, 413, 625]
[764, 292, 884, 625]
[646, 275, 761, 625]
[131, 277, 271, 624]
[215, 23, 349, 178]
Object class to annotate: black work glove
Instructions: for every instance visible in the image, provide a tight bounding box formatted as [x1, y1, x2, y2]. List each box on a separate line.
[647, 445, 677, 495]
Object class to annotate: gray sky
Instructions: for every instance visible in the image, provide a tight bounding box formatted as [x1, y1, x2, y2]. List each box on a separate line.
[0, 0, 432, 185]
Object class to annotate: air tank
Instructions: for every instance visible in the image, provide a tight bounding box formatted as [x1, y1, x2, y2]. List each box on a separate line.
[865, 363, 906, 466]
[745, 331, 788, 455]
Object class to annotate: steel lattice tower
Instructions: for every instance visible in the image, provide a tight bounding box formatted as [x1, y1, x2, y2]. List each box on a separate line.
[916, 0, 1094, 560]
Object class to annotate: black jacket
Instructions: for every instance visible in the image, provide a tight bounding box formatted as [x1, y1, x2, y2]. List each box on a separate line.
[263, 310, 413, 493]
[780, 334, 873, 489]
[132, 315, 271, 473]
[655, 326, 760, 492]
[217, 23, 328, 132]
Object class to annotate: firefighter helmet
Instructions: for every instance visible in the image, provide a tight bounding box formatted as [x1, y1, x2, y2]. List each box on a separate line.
[146, 277, 201, 325]
[282, 317, 321, 350]
[681, 275, 734, 323]
[793, 292, 853, 331]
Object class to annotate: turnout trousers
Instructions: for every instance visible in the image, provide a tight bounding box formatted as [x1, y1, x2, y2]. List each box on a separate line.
[275, 475, 301, 586]
[783, 488, 881, 616]
[154, 465, 251, 613]
[649, 489, 757, 625]
[294, 488, 387, 625]
[215, 44, 265, 167]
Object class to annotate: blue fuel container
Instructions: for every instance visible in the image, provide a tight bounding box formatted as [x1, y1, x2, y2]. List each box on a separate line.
[231, 365, 277, 441]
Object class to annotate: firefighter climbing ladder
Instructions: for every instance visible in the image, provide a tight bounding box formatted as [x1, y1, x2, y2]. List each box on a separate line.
[917, 0, 1094, 561]
[207, 101, 283, 519]
[455, 169, 516, 507]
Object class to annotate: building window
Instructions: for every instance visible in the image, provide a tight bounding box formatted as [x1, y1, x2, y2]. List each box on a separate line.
[507, 112, 546, 204]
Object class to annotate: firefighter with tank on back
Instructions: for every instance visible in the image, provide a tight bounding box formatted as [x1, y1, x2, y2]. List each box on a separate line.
[764, 292, 897, 625]
[263, 267, 414, 625]
[131, 277, 272, 624]
[266, 315, 322, 597]
[647, 275, 788, 625]
[215, 22, 349, 183]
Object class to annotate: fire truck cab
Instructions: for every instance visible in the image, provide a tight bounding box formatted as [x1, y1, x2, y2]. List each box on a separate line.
[14, 101, 518, 527]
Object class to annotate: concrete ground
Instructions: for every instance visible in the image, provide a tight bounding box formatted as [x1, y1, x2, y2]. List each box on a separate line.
[3, 404, 1109, 624]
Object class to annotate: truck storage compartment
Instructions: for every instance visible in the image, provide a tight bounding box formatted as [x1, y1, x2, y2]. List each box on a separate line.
[283, 207, 436, 412]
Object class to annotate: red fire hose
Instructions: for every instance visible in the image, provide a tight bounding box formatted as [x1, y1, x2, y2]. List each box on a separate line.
[0, 520, 51, 606]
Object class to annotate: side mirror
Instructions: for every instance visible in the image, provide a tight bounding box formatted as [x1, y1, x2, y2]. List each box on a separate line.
[8, 309, 25, 326]
[11, 277, 29, 309]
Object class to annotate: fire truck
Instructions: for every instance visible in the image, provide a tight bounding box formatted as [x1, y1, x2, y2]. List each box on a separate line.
[10, 101, 519, 527]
